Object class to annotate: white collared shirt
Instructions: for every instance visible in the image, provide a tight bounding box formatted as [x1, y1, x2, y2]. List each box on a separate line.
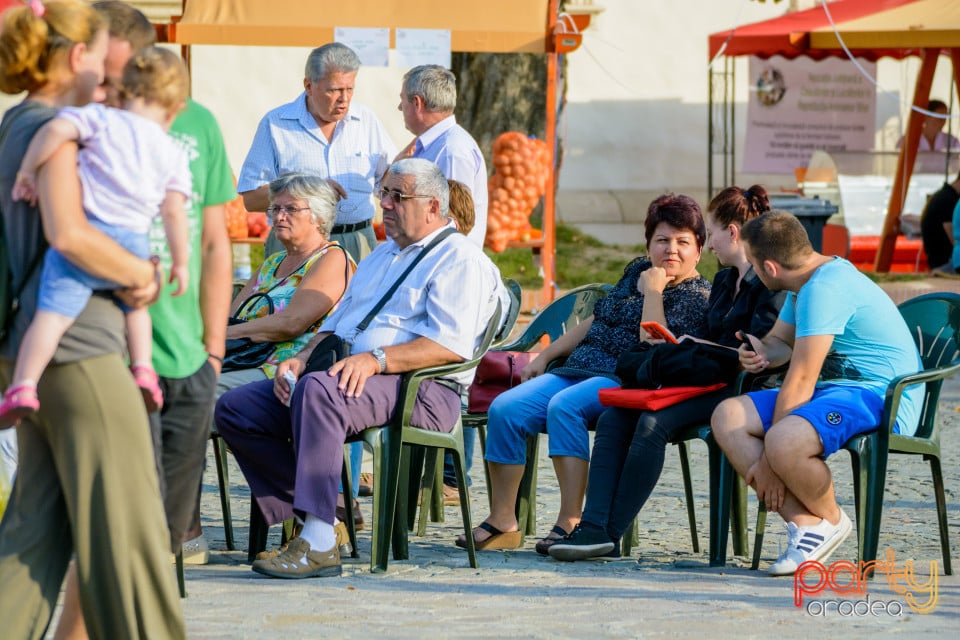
[413, 115, 488, 246]
[238, 94, 397, 224]
[320, 223, 504, 386]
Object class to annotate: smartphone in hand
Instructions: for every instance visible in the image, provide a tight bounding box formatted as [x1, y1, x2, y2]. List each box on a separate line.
[640, 321, 678, 344]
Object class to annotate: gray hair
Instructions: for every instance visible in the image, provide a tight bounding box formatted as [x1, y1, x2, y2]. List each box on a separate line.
[268, 173, 338, 238]
[389, 158, 450, 218]
[402, 65, 457, 113]
[305, 43, 360, 82]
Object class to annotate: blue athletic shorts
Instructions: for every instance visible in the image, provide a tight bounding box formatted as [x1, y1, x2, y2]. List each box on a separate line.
[746, 385, 883, 457]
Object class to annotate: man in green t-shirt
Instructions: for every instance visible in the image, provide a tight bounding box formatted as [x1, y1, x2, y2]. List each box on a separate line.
[99, 2, 234, 557]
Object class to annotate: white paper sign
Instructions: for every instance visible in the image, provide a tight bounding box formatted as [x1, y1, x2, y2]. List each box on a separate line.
[395, 28, 452, 69]
[743, 55, 876, 174]
[334, 27, 389, 67]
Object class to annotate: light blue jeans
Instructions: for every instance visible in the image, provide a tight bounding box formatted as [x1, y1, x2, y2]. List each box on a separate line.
[484, 373, 618, 464]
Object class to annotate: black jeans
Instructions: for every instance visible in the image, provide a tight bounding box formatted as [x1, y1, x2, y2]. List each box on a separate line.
[149, 360, 218, 551]
[581, 388, 733, 541]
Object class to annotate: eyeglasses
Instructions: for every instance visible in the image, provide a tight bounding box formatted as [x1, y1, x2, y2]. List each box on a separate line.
[266, 205, 312, 219]
[378, 187, 433, 203]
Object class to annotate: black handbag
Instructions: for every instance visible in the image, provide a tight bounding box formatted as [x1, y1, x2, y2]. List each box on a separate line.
[301, 228, 456, 374]
[303, 333, 351, 373]
[615, 340, 740, 389]
[222, 292, 278, 372]
[222, 248, 340, 373]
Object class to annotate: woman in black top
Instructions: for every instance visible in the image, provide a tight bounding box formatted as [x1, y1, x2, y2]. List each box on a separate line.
[549, 185, 786, 561]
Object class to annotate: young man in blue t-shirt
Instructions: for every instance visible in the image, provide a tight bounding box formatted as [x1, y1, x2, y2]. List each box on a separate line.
[712, 210, 922, 576]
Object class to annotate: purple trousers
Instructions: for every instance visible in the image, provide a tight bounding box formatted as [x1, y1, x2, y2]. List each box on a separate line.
[214, 371, 460, 525]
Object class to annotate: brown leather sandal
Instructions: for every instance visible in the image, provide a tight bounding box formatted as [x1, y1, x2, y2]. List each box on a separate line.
[455, 521, 522, 551]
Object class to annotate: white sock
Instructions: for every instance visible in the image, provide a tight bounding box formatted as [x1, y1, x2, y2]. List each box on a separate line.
[299, 514, 335, 551]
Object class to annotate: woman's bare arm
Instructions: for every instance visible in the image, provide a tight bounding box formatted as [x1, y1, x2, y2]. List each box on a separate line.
[228, 248, 351, 343]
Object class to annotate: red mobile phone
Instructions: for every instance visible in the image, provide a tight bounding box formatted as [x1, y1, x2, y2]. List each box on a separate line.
[640, 321, 678, 344]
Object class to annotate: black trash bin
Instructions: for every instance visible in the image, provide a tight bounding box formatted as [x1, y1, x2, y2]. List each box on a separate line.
[769, 195, 839, 253]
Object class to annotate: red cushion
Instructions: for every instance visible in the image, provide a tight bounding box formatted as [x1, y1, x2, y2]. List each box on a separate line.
[598, 383, 728, 411]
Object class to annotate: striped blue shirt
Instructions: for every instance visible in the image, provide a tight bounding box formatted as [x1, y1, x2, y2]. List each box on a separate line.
[238, 94, 397, 224]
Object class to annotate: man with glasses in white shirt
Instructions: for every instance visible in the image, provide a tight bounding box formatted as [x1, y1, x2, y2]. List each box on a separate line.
[216, 158, 504, 579]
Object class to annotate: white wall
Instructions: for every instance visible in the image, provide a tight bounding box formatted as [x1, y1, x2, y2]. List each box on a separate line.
[559, 0, 781, 192]
[560, 0, 959, 192]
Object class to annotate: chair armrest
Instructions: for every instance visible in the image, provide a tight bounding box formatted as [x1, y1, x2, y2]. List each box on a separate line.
[874, 359, 960, 449]
[494, 333, 545, 354]
[392, 354, 484, 429]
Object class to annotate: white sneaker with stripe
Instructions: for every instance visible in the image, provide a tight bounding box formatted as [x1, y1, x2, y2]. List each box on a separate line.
[768, 508, 853, 576]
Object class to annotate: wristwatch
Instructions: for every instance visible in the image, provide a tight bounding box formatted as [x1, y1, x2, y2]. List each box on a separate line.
[371, 347, 387, 373]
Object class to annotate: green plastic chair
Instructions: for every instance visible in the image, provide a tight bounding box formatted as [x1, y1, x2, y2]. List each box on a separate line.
[463, 283, 611, 538]
[340, 299, 504, 572]
[210, 433, 236, 550]
[418, 278, 523, 529]
[246, 463, 349, 563]
[746, 292, 960, 574]
[175, 549, 185, 598]
[496, 278, 524, 346]
[620, 426, 748, 562]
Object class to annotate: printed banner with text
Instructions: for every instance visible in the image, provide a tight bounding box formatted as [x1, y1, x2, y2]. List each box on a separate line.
[743, 55, 876, 175]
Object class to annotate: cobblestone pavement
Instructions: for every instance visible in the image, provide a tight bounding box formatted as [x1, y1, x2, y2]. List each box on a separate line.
[164, 375, 960, 638]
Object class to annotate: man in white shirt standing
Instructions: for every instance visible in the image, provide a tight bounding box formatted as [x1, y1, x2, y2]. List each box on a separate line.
[239, 43, 394, 509]
[238, 43, 397, 261]
[398, 65, 488, 247]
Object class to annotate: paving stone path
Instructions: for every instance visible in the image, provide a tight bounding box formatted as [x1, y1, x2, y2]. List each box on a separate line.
[168, 375, 960, 638]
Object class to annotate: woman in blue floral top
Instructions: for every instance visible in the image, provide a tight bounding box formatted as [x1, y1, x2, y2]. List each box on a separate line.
[458, 194, 711, 553]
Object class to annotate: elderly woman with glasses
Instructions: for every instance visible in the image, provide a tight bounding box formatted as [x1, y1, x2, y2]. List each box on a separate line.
[223, 172, 354, 387]
[188, 173, 357, 560]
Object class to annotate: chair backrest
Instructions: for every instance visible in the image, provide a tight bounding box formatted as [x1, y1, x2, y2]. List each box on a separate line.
[475, 297, 504, 361]
[499, 282, 611, 352]
[392, 297, 504, 429]
[897, 292, 960, 439]
[492, 278, 523, 346]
